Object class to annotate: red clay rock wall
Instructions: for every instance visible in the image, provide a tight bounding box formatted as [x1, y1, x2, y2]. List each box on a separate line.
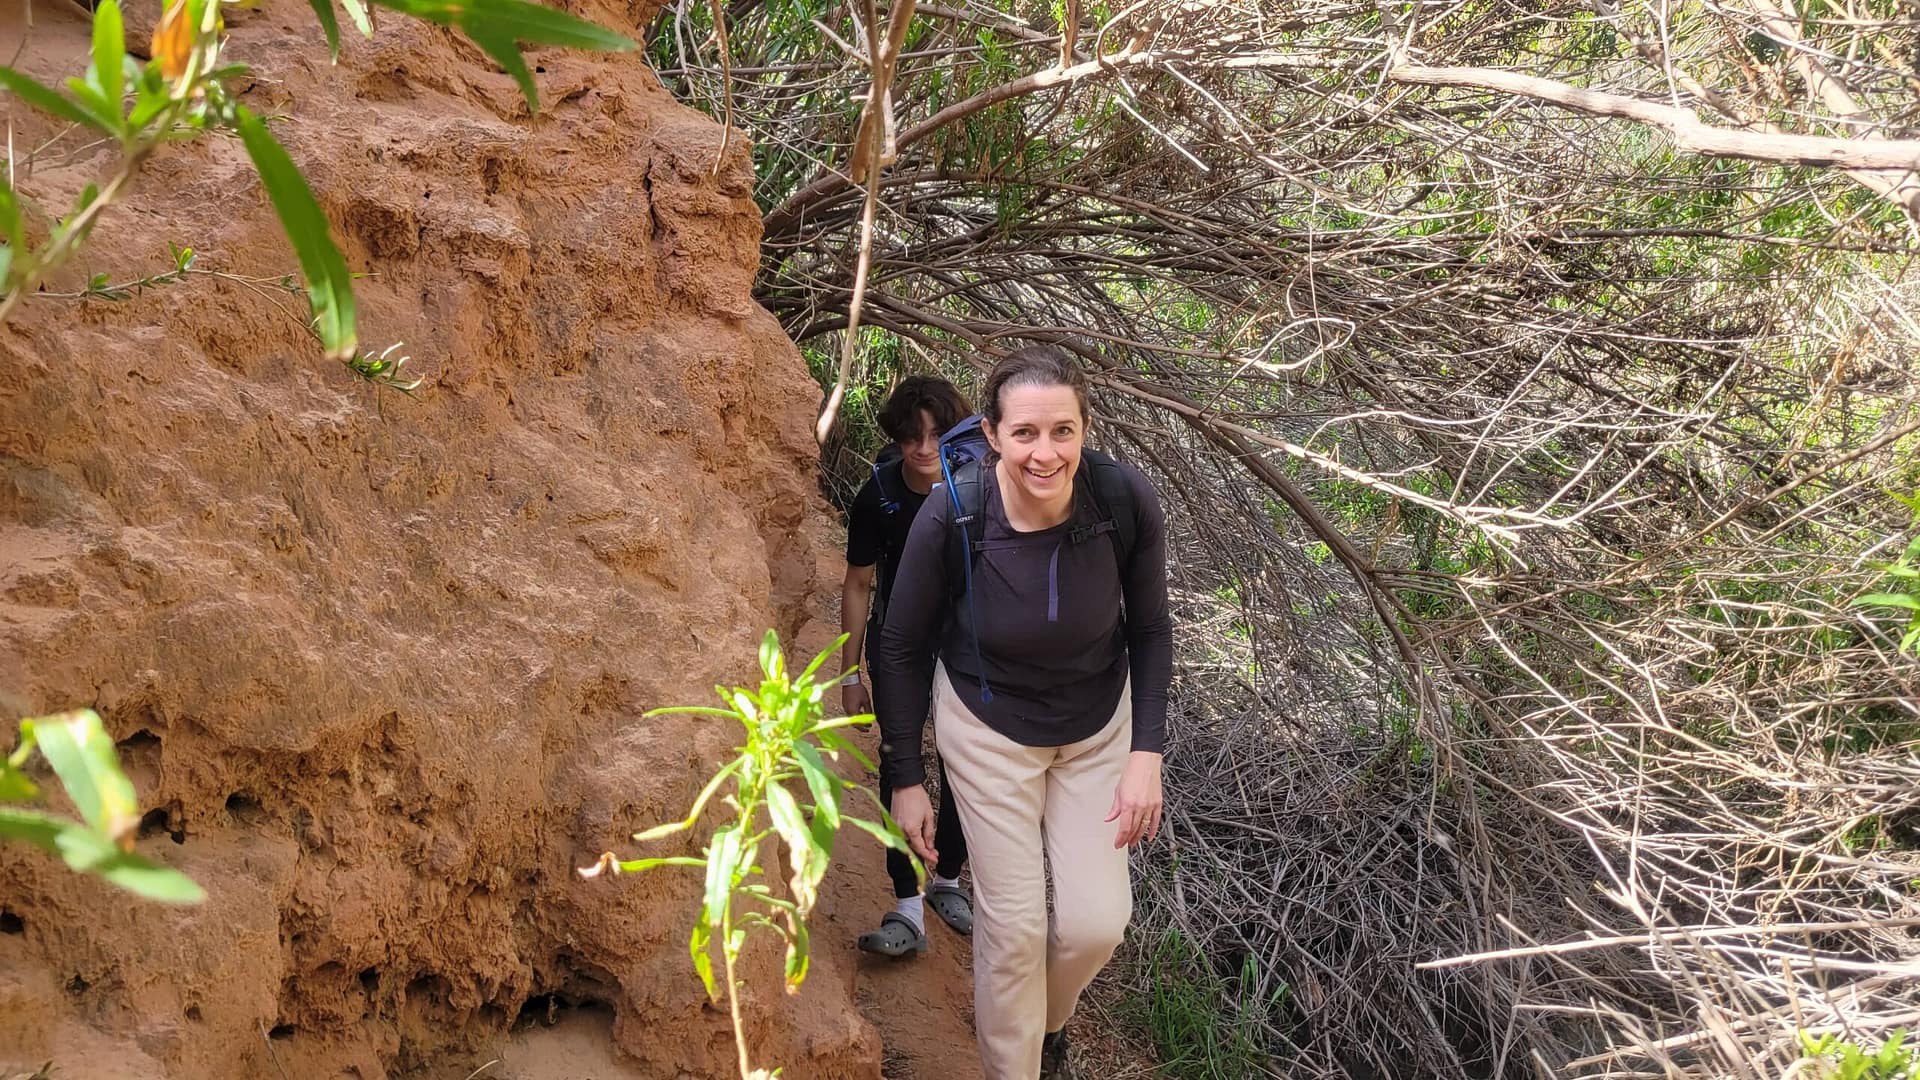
[0, 2, 874, 1076]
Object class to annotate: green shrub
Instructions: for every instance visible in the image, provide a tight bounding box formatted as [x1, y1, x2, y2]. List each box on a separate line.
[1800, 1029, 1920, 1080]
[580, 631, 913, 1079]
[1128, 928, 1285, 1080]
[1, 0, 633, 381]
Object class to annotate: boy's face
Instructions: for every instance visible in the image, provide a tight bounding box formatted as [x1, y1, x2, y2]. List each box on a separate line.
[898, 408, 943, 488]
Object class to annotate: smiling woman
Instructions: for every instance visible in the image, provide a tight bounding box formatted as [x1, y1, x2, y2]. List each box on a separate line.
[872, 344, 1175, 1080]
[984, 361, 1085, 527]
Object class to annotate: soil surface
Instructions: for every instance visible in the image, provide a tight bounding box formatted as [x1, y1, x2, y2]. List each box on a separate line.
[0, 0, 896, 1074]
[0, 1, 1164, 1075]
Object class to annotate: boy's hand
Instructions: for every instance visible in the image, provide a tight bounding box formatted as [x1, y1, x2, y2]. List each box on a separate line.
[842, 681, 872, 718]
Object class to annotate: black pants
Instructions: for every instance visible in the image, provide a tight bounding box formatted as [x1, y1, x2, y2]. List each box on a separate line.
[879, 756, 969, 898]
[865, 634, 967, 896]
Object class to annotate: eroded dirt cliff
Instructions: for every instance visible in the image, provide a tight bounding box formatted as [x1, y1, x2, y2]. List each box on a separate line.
[0, 1, 879, 1075]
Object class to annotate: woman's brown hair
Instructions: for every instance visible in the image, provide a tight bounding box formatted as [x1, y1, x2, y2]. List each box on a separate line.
[980, 345, 1089, 428]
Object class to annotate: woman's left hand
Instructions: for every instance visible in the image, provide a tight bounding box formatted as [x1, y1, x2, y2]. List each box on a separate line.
[1105, 751, 1164, 849]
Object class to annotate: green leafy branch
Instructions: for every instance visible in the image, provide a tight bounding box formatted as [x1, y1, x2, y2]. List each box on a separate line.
[1800, 1028, 1920, 1080]
[48, 245, 421, 394]
[1, 709, 204, 905]
[51, 241, 201, 302]
[1851, 489, 1920, 656]
[0, 0, 634, 373]
[579, 630, 916, 1080]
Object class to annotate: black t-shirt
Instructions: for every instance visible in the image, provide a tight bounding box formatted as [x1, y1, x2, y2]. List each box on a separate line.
[846, 466, 930, 630]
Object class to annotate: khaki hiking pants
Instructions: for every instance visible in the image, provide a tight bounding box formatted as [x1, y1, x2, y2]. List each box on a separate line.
[932, 664, 1133, 1080]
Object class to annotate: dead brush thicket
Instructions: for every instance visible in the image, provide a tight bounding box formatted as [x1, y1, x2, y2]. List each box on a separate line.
[645, 0, 1920, 1072]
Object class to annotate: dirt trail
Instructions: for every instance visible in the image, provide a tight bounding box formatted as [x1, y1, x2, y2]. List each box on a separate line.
[819, 765, 985, 1080]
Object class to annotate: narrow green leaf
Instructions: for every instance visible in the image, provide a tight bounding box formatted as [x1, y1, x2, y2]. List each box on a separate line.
[797, 635, 848, 686]
[0, 759, 38, 802]
[0, 805, 68, 851]
[340, 0, 374, 36]
[728, 689, 760, 726]
[810, 714, 875, 733]
[784, 916, 811, 990]
[632, 758, 740, 841]
[765, 781, 808, 852]
[765, 781, 819, 911]
[29, 710, 138, 841]
[51, 818, 115, 871]
[689, 909, 717, 1000]
[843, 815, 911, 855]
[465, 28, 539, 112]
[740, 836, 765, 889]
[0, 246, 13, 289]
[1855, 593, 1920, 611]
[805, 803, 836, 881]
[641, 706, 739, 719]
[7, 721, 35, 770]
[0, 67, 112, 133]
[616, 855, 705, 872]
[93, 853, 204, 903]
[792, 743, 840, 831]
[702, 825, 741, 931]
[127, 68, 170, 130]
[368, 0, 637, 51]
[813, 728, 876, 770]
[55, 827, 204, 903]
[759, 629, 780, 681]
[305, 0, 343, 57]
[232, 105, 357, 359]
[62, 77, 123, 135]
[469, 0, 638, 49]
[631, 819, 692, 842]
[92, 0, 126, 123]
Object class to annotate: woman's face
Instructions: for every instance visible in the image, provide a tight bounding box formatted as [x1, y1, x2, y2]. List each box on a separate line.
[985, 382, 1085, 507]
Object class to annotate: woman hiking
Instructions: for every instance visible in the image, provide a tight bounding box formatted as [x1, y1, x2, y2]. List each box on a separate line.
[873, 345, 1172, 1080]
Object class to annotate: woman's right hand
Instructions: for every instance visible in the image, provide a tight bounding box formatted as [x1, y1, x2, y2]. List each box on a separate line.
[889, 784, 939, 866]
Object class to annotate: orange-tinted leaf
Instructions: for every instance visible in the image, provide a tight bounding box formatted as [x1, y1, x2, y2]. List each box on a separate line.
[151, 0, 193, 82]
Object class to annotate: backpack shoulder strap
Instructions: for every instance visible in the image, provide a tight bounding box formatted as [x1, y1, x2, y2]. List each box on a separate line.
[1078, 448, 1137, 569]
[871, 451, 906, 516]
[942, 457, 988, 593]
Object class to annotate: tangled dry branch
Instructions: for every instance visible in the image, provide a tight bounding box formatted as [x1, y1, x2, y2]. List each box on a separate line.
[648, 0, 1920, 1073]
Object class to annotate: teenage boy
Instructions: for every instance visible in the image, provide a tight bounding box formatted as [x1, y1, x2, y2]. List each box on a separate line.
[843, 375, 974, 956]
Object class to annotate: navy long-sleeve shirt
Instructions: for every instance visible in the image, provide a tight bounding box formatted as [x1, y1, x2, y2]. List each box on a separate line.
[872, 456, 1172, 787]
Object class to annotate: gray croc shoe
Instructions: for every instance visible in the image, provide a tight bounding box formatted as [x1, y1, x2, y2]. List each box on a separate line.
[856, 912, 929, 958]
[925, 883, 973, 935]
